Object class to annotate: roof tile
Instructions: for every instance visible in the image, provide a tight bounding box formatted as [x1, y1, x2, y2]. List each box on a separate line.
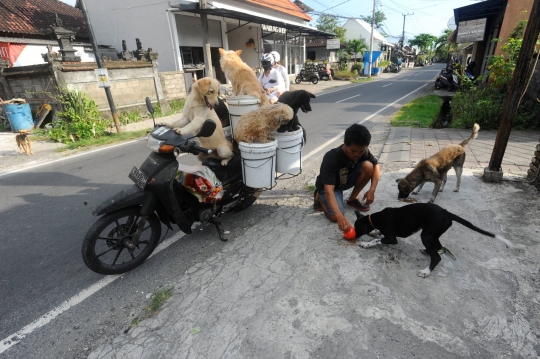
[0, 0, 88, 38]
[245, 0, 312, 21]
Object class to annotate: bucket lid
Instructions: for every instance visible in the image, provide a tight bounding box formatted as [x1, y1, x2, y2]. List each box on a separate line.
[227, 95, 261, 106]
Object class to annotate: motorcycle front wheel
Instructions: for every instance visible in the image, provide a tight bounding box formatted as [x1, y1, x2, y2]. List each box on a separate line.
[295, 77, 302, 84]
[82, 207, 161, 275]
[311, 77, 319, 84]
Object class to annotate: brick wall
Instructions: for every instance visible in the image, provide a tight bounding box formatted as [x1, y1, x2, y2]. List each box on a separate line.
[528, 140, 540, 189]
[159, 71, 186, 100]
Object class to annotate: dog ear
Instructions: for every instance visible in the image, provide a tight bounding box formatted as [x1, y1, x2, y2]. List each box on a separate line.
[235, 50, 242, 56]
[218, 48, 225, 55]
[354, 210, 365, 219]
[309, 93, 316, 98]
[198, 78, 211, 95]
[396, 178, 402, 183]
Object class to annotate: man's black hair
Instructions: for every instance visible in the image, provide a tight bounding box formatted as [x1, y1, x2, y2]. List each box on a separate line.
[344, 124, 371, 147]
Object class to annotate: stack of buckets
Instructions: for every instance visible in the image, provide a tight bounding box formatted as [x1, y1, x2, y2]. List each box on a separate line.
[227, 95, 304, 189]
[1, 101, 34, 132]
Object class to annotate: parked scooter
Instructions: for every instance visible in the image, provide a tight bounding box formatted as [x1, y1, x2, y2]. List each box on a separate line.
[81, 98, 261, 275]
[435, 67, 460, 91]
[295, 69, 319, 84]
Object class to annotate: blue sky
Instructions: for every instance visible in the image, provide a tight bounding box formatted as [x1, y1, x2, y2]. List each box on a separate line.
[59, 0, 475, 44]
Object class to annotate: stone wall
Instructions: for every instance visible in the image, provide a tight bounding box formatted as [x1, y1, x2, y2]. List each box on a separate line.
[159, 71, 186, 100]
[56, 65, 158, 111]
[528, 140, 540, 189]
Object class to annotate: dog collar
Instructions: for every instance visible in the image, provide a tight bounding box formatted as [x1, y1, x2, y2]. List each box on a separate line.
[368, 215, 376, 230]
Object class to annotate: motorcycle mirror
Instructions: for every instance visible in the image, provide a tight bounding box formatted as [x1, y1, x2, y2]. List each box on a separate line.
[196, 119, 216, 138]
[145, 97, 156, 127]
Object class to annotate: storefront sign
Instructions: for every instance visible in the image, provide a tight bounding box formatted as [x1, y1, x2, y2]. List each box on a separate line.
[261, 24, 286, 34]
[457, 18, 487, 43]
[326, 38, 340, 49]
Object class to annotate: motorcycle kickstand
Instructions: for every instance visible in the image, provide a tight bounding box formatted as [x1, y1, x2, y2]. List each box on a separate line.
[210, 217, 228, 242]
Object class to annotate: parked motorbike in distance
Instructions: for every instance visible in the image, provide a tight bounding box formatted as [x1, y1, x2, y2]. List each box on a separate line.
[383, 63, 401, 73]
[295, 69, 319, 84]
[435, 67, 460, 91]
[81, 98, 261, 275]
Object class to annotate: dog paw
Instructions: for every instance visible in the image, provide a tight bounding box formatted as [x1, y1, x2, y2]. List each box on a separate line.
[439, 189, 444, 192]
[417, 268, 431, 278]
[453, 188, 459, 192]
[173, 128, 185, 136]
[411, 191, 418, 195]
[221, 159, 229, 166]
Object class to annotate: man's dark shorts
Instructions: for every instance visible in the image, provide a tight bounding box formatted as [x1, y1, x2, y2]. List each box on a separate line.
[318, 160, 365, 215]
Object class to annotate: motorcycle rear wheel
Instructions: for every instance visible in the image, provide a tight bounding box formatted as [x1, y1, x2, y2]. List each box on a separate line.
[295, 77, 302, 84]
[311, 77, 319, 84]
[82, 207, 161, 275]
[232, 189, 261, 212]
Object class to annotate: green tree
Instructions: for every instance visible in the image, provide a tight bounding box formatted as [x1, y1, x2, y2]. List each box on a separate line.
[316, 14, 346, 42]
[346, 39, 368, 64]
[434, 29, 454, 61]
[409, 33, 437, 53]
[361, 11, 387, 32]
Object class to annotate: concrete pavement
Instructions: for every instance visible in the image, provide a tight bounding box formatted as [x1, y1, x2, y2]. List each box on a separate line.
[380, 127, 539, 173]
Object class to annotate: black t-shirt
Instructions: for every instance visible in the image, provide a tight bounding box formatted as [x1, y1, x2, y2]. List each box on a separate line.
[315, 145, 378, 193]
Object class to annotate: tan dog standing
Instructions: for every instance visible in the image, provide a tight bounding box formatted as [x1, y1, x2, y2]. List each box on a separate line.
[396, 123, 480, 203]
[16, 130, 34, 155]
[234, 104, 293, 143]
[218, 48, 268, 106]
[157, 77, 233, 166]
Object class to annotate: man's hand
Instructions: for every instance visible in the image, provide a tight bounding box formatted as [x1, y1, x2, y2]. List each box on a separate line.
[362, 189, 376, 206]
[336, 214, 352, 232]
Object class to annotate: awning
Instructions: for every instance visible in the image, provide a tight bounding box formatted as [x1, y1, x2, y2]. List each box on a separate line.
[453, 0, 506, 23]
[172, 1, 335, 38]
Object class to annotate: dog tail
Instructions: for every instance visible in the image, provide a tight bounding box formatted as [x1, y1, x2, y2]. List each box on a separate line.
[459, 123, 480, 147]
[447, 211, 514, 248]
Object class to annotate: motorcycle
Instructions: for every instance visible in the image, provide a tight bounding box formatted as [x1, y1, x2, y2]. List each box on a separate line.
[295, 69, 319, 84]
[435, 68, 460, 91]
[81, 98, 261, 275]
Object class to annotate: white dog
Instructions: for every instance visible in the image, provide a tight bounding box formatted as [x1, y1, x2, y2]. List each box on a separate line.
[158, 77, 233, 165]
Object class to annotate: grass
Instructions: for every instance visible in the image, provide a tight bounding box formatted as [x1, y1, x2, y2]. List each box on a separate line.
[391, 95, 441, 128]
[145, 287, 174, 315]
[57, 129, 150, 151]
[304, 184, 316, 194]
[352, 77, 374, 83]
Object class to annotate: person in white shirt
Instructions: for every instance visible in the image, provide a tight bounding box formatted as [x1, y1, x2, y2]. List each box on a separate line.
[270, 51, 289, 92]
[258, 53, 285, 104]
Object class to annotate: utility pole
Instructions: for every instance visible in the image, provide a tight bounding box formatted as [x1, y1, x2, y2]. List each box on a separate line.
[485, 0, 540, 182]
[80, 0, 122, 134]
[367, 0, 376, 78]
[200, 0, 213, 79]
[401, 13, 413, 49]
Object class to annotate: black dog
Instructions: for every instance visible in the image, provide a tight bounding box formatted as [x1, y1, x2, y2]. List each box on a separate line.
[276, 90, 316, 143]
[353, 203, 512, 278]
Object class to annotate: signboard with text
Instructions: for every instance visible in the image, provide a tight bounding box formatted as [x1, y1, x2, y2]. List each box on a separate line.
[457, 18, 487, 43]
[326, 38, 340, 50]
[94, 68, 110, 88]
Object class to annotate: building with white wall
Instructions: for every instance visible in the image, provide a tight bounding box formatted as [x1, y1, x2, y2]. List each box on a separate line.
[342, 18, 394, 59]
[83, 0, 332, 86]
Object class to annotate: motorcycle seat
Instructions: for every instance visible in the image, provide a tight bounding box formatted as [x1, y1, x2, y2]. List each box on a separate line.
[201, 156, 242, 184]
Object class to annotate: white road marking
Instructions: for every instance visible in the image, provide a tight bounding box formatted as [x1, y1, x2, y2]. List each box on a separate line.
[0, 230, 186, 354]
[0, 82, 429, 354]
[336, 94, 361, 103]
[0, 137, 148, 178]
[382, 83, 393, 87]
[303, 83, 427, 162]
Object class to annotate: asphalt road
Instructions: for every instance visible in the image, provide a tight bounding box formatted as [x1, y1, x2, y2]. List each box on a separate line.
[0, 65, 441, 358]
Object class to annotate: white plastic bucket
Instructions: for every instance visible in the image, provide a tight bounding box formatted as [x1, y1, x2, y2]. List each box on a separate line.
[222, 126, 232, 142]
[226, 95, 260, 135]
[271, 128, 304, 174]
[239, 139, 277, 189]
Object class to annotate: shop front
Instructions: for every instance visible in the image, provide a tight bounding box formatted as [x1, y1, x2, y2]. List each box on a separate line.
[172, 1, 333, 84]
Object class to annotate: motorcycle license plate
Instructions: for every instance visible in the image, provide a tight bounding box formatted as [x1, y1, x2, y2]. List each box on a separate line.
[129, 166, 149, 190]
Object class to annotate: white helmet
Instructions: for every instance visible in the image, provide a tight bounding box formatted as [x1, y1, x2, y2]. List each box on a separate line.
[260, 53, 275, 66]
[270, 51, 280, 63]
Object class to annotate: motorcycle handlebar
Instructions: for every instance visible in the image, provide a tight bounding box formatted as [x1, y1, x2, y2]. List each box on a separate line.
[178, 141, 212, 155]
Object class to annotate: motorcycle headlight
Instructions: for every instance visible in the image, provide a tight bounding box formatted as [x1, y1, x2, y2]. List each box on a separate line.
[147, 135, 164, 153]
